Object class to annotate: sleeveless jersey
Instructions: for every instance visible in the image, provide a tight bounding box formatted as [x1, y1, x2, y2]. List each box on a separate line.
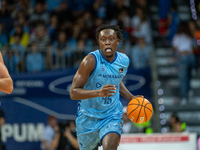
[78, 49, 130, 119]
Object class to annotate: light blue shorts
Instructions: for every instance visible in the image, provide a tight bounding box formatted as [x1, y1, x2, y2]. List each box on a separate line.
[76, 112, 123, 150]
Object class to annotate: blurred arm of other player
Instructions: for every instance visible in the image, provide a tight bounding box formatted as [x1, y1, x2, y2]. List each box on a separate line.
[0, 52, 13, 94]
[119, 81, 143, 101]
[70, 55, 116, 100]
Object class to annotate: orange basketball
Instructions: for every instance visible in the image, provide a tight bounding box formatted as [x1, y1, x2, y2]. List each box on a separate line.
[127, 97, 153, 124]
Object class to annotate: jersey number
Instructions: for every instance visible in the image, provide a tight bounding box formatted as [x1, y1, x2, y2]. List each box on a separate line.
[102, 97, 112, 104]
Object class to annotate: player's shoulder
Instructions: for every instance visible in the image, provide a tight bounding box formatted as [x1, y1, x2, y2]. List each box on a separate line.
[116, 51, 131, 66]
[86, 49, 100, 62]
[117, 51, 129, 59]
[86, 49, 99, 59]
[88, 49, 99, 56]
[82, 53, 96, 65]
[78, 50, 97, 71]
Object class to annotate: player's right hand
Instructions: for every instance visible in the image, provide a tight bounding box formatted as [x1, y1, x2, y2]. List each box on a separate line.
[99, 85, 116, 97]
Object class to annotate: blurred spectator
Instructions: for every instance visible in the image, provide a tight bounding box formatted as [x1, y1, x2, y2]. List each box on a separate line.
[89, 17, 103, 43]
[158, 0, 171, 43]
[112, 0, 129, 19]
[72, 39, 87, 68]
[46, 0, 62, 12]
[0, 109, 5, 150]
[29, 24, 50, 51]
[165, 3, 180, 45]
[9, 24, 29, 47]
[0, 24, 8, 48]
[129, 0, 149, 17]
[51, 31, 70, 68]
[169, 113, 186, 132]
[130, 6, 152, 44]
[122, 106, 143, 133]
[29, 2, 49, 27]
[119, 0, 131, 8]
[2, 45, 15, 72]
[11, 0, 33, 19]
[47, 15, 59, 43]
[74, 17, 87, 34]
[110, 9, 130, 29]
[188, 20, 197, 39]
[68, 0, 94, 19]
[82, 11, 93, 29]
[26, 42, 45, 73]
[135, 0, 149, 15]
[67, 24, 82, 51]
[0, 1, 13, 33]
[52, 1, 73, 24]
[131, 36, 152, 69]
[51, 120, 79, 150]
[172, 21, 196, 105]
[10, 12, 30, 36]
[10, 33, 25, 72]
[158, 18, 168, 37]
[92, 0, 113, 20]
[158, 0, 171, 20]
[110, 9, 130, 42]
[41, 115, 57, 150]
[78, 31, 93, 52]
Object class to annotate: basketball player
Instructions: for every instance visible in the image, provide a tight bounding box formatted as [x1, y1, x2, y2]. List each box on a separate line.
[70, 24, 143, 150]
[0, 52, 13, 94]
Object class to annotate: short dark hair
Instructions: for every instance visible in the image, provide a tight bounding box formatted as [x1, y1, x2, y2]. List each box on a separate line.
[96, 24, 123, 42]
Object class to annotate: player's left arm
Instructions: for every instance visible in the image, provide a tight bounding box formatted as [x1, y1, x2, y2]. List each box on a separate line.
[119, 81, 143, 101]
[0, 53, 13, 94]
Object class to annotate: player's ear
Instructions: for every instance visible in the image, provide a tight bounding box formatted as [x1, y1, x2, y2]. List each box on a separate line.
[117, 39, 120, 45]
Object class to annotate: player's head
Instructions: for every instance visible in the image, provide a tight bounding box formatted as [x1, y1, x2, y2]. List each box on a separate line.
[96, 24, 123, 60]
[169, 113, 180, 126]
[47, 115, 57, 127]
[96, 24, 123, 42]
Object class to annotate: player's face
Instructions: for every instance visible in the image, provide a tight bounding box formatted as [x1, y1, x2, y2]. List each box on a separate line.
[98, 29, 119, 61]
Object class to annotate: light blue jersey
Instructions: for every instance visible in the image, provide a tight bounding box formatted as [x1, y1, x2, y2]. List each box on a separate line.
[76, 49, 130, 150]
[78, 49, 130, 119]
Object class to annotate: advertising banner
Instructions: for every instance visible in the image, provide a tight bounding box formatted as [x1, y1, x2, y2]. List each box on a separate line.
[0, 67, 152, 150]
[99, 133, 197, 150]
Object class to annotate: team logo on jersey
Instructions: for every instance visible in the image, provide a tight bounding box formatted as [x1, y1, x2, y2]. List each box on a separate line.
[96, 82, 102, 88]
[119, 68, 123, 73]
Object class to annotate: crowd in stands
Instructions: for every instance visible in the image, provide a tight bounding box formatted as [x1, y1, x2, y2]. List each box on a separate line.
[0, 0, 153, 73]
[158, 1, 200, 104]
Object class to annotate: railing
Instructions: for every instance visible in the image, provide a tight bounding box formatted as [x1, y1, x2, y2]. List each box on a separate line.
[1, 45, 100, 73]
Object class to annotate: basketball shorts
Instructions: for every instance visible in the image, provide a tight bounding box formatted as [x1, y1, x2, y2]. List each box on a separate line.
[76, 111, 123, 150]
